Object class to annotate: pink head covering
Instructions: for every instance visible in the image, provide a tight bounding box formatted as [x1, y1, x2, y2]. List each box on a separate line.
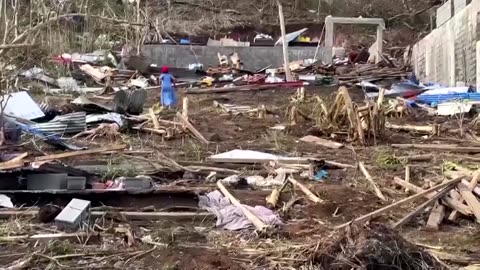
[161, 66, 169, 73]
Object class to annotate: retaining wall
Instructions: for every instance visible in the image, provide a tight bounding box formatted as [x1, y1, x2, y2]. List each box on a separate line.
[412, 1, 480, 87]
[143, 44, 325, 71]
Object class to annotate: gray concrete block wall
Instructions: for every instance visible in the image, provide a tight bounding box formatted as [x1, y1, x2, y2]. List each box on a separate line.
[413, 1, 479, 87]
[454, 0, 467, 14]
[143, 45, 325, 71]
[437, 0, 453, 28]
[454, 11, 468, 83]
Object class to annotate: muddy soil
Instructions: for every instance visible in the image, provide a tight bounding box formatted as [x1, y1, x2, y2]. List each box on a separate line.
[10, 86, 479, 269]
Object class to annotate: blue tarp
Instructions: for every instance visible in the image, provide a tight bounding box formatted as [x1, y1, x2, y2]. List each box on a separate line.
[415, 93, 480, 106]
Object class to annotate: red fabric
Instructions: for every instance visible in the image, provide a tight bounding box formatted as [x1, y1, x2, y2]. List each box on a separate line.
[348, 52, 358, 63]
[161, 66, 169, 73]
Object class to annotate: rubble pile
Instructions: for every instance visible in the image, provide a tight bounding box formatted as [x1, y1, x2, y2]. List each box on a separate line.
[0, 14, 480, 270]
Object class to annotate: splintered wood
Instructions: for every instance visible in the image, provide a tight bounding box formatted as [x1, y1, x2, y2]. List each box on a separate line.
[337, 177, 464, 229]
[392, 172, 480, 230]
[326, 87, 385, 145]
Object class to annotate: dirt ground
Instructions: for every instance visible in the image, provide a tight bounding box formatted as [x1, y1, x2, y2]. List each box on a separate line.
[3, 86, 480, 269]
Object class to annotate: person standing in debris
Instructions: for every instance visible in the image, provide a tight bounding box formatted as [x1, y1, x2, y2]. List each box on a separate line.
[159, 66, 177, 108]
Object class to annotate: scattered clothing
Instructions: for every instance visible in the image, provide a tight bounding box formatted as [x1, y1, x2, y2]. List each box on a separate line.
[198, 191, 283, 231]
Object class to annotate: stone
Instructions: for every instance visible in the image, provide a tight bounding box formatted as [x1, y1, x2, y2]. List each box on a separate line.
[27, 173, 68, 190]
[67, 177, 86, 190]
[55, 199, 91, 230]
[116, 176, 153, 190]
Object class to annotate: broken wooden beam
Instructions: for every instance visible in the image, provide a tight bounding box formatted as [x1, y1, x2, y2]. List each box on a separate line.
[132, 126, 167, 135]
[149, 108, 161, 130]
[449, 172, 480, 221]
[0, 152, 29, 170]
[288, 177, 323, 203]
[385, 123, 439, 135]
[182, 96, 189, 120]
[457, 182, 480, 223]
[393, 177, 472, 216]
[217, 181, 268, 231]
[34, 145, 126, 162]
[266, 189, 280, 209]
[176, 112, 209, 144]
[404, 165, 411, 193]
[336, 177, 464, 229]
[391, 144, 480, 154]
[0, 232, 97, 243]
[0, 210, 213, 221]
[392, 185, 454, 228]
[426, 202, 446, 231]
[397, 154, 434, 163]
[358, 162, 387, 201]
[300, 135, 344, 149]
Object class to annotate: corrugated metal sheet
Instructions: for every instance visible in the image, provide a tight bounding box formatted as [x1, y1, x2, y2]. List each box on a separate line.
[127, 89, 146, 114]
[31, 112, 86, 135]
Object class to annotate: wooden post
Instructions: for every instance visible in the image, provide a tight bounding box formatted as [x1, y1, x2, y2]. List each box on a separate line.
[276, 0, 292, 82]
[297, 87, 305, 100]
[289, 105, 297, 125]
[258, 105, 266, 119]
[182, 96, 189, 120]
[405, 165, 411, 193]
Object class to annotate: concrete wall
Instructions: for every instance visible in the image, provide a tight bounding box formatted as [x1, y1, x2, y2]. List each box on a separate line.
[412, 0, 480, 87]
[143, 44, 324, 71]
[436, 0, 452, 28]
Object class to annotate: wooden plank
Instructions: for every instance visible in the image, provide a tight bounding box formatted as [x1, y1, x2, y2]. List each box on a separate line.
[276, 0, 292, 82]
[288, 177, 323, 203]
[217, 181, 268, 231]
[299, 135, 344, 149]
[176, 112, 209, 144]
[0, 152, 29, 170]
[0, 232, 95, 243]
[358, 162, 387, 201]
[336, 177, 464, 229]
[391, 144, 480, 154]
[266, 189, 280, 209]
[449, 172, 480, 221]
[34, 145, 127, 162]
[133, 126, 166, 135]
[392, 185, 453, 228]
[405, 165, 411, 192]
[458, 182, 480, 223]
[394, 177, 472, 215]
[462, 179, 480, 197]
[149, 108, 161, 129]
[426, 202, 446, 231]
[0, 210, 212, 220]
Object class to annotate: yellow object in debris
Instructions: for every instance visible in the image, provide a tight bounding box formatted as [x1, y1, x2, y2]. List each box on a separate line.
[299, 36, 310, 42]
[201, 77, 214, 87]
[151, 103, 164, 114]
